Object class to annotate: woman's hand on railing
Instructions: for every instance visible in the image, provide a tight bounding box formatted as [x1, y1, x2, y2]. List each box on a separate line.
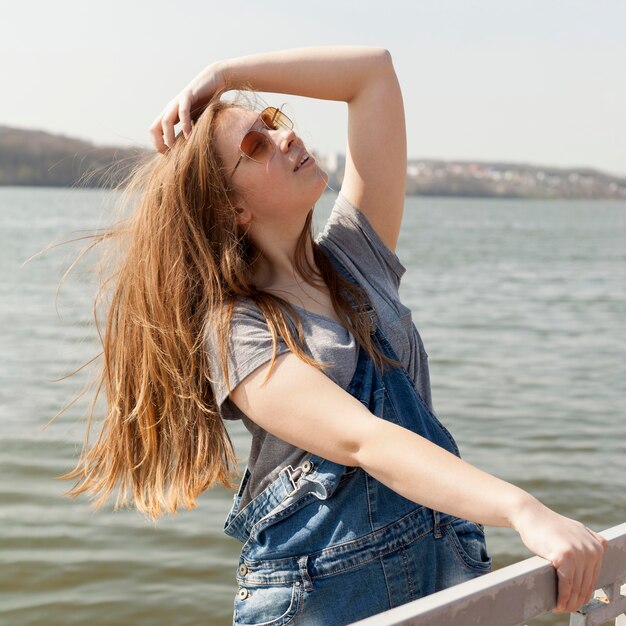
[511, 497, 609, 614]
[149, 62, 226, 154]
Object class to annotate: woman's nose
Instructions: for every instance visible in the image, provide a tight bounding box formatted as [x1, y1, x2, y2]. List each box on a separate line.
[275, 127, 297, 153]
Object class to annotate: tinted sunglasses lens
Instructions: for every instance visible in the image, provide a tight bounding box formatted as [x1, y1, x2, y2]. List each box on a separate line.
[240, 130, 273, 163]
[261, 107, 293, 130]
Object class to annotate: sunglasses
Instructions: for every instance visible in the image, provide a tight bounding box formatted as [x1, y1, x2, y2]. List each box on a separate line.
[230, 106, 294, 177]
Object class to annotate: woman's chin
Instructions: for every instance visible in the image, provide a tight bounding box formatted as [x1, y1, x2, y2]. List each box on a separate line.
[313, 166, 330, 195]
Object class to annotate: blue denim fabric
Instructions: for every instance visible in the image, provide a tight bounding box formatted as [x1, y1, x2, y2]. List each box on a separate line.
[224, 246, 492, 626]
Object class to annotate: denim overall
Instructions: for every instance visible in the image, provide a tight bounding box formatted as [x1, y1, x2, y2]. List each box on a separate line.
[223, 246, 492, 626]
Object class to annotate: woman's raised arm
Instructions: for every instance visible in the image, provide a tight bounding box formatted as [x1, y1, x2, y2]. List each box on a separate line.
[149, 46, 406, 252]
[230, 351, 608, 616]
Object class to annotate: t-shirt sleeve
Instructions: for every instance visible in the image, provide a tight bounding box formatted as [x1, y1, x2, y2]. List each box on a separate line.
[205, 300, 291, 420]
[316, 192, 407, 294]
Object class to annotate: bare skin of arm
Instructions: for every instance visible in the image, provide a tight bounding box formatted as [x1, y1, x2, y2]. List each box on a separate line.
[230, 352, 607, 615]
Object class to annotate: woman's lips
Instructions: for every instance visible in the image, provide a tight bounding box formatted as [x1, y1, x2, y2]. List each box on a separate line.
[294, 154, 314, 172]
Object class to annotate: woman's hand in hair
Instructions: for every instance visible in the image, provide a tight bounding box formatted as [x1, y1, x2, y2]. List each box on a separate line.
[149, 61, 226, 153]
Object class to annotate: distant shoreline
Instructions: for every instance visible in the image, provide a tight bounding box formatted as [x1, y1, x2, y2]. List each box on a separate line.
[2, 125, 625, 199]
[3, 185, 625, 204]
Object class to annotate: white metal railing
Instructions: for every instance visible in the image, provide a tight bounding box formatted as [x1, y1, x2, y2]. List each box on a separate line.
[350, 522, 626, 626]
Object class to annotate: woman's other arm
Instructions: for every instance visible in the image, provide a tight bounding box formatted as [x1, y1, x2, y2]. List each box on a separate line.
[150, 46, 405, 252]
[230, 352, 608, 615]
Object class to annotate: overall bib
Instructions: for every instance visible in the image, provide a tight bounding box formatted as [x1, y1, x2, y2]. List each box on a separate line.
[223, 246, 492, 626]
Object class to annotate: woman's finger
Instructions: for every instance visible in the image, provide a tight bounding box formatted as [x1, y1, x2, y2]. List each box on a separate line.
[149, 102, 177, 154]
[553, 558, 574, 613]
[579, 528, 607, 608]
[572, 547, 597, 611]
[161, 100, 180, 150]
[569, 556, 587, 612]
[178, 90, 193, 138]
[588, 528, 609, 551]
[149, 120, 168, 154]
[150, 99, 181, 152]
[556, 529, 605, 613]
[581, 531, 607, 606]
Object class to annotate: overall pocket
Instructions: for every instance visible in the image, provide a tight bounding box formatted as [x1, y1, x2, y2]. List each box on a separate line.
[234, 581, 303, 626]
[443, 517, 492, 573]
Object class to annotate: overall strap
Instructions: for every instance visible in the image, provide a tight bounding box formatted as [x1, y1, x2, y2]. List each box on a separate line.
[320, 244, 400, 364]
[318, 243, 379, 333]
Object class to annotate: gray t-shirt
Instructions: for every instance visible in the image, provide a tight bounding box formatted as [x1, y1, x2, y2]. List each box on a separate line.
[205, 192, 433, 510]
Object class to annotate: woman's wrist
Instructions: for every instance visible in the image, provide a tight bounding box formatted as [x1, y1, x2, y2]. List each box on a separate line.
[210, 60, 230, 92]
[507, 490, 547, 531]
[185, 61, 229, 106]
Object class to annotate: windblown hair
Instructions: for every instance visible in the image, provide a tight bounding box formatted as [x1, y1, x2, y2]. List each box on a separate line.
[56, 88, 401, 521]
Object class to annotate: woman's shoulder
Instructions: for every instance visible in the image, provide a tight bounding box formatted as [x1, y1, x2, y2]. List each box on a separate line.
[205, 297, 291, 404]
[231, 296, 262, 318]
[205, 298, 269, 350]
[316, 192, 407, 292]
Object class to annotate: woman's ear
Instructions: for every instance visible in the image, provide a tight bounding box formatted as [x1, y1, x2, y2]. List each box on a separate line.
[234, 206, 252, 226]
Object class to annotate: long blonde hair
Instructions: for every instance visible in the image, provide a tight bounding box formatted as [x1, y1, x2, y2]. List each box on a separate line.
[56, 89, 401, 521]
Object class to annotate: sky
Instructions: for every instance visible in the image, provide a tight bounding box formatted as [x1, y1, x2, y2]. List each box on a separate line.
[2, 0, 625, 177]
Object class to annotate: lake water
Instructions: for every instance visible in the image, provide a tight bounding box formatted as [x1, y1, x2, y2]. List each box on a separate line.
[1, 187, 624, 625]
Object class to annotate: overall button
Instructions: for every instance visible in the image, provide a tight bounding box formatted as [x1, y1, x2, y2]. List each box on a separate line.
[238, 588, 249, 601]
[302, 460, 314, 474]
[238, 563, 248, 576]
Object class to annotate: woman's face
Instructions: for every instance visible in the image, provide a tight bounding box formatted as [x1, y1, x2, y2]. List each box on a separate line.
[214, 106, 328, 230]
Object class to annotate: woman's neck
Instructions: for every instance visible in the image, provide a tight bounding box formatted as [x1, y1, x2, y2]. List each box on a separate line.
[240, 203, 320, 291]
[252, 235, 320, 290]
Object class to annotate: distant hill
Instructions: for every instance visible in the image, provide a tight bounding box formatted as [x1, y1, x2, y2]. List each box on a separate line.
[402, 158, 626, 200]
[1, 125, 625, 198]
[322, 155, 626, 199]
[0, 125, 149, 187]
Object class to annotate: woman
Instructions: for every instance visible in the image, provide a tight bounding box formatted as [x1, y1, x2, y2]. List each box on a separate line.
[63, 46, 606, 625]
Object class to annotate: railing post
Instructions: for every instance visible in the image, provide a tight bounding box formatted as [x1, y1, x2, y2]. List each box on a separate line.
[569, 583, 626, 626]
